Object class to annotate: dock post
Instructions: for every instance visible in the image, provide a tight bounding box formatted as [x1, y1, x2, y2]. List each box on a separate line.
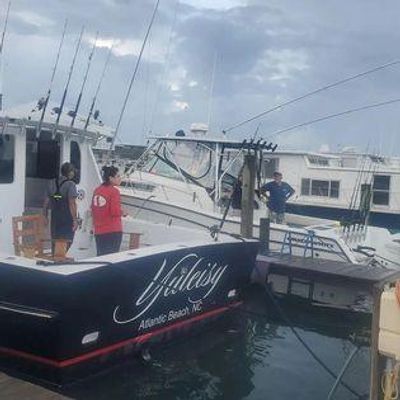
[241, 153, 256, 238]
[259, 218, 270, 255]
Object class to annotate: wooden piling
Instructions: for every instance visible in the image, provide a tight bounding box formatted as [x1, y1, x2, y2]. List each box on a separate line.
[241, 154, 256, 238]
[259, 217, 270, 254]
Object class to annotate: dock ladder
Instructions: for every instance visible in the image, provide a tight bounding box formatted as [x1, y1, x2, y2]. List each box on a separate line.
[303, 230, 315, 259]
[280, 231, 293, 256]
[280, 229, 316, 258]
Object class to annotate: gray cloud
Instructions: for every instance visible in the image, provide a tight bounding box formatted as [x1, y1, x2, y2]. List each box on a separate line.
[2, 0, 400, 154]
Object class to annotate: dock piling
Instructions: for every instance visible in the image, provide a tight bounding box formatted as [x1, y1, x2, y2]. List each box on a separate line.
[259, 217, 270, 255]
[241, 153, 256, 238]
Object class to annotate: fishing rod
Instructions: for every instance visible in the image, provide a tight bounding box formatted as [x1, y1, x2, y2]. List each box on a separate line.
[265, 97, 400, 139]
[70, 31, 98, 127]
[109, 0, 161, 153]
[52, 26, 84, 136]
[84, 41, 113, 130]
[36, 18, 68, 137]
[0, 0, 11, 111]
[149, 0, 180, 135]
[224, 59, 400, 134]
[0, 1, 11, 55]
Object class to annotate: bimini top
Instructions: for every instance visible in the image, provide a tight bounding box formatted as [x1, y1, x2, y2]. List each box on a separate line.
[149, 134, 278, 152]
[0, 102, 114, 140]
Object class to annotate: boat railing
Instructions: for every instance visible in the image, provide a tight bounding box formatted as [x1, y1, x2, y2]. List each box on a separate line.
[122, 178, 208, 210]
[263, 224, 355, 263]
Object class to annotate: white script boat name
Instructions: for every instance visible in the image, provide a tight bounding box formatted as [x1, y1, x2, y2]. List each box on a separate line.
[113, 253, 228, 324]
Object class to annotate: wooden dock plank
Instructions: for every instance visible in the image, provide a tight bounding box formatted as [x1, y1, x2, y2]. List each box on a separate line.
[0, 372, 69, 399]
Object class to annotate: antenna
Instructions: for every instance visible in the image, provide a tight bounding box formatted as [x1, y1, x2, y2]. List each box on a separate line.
[52, 26, 84, 136]
[70, 31, 98, 127]
[84, 41, 113, 130]
[109, 0, 161, 152]
[224, 59, 400, 133]
[0, 0, 11, 111]
[36, 18, 68, 136]
[207, 50, 217, 130]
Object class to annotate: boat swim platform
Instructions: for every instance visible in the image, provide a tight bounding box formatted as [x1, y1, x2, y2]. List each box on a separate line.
[253, 254, 400, 313]
[0, 372, 69, 399]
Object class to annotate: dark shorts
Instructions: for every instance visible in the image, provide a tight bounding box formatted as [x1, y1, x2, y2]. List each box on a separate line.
[95, 232, 123, 256]
[51, 211, 74, 241]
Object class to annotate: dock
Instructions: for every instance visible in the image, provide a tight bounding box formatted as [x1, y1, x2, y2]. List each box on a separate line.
[253, 254, 400, 312]
[0, 372, 68, 399]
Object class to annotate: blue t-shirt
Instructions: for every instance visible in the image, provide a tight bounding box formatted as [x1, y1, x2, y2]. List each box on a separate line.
[262, 181, 294, 213]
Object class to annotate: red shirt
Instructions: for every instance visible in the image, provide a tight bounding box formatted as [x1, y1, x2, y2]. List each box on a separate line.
[91, 184, 123, 235]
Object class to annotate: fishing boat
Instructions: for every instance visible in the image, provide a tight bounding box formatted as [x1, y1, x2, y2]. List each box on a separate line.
[119, 125, 399, 269]
[0, 104, 258, 382]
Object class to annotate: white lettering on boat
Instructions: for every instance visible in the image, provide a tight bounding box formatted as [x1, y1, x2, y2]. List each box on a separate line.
[112, 253, 228, 325]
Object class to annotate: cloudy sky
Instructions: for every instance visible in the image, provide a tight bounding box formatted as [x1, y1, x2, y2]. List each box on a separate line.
[1, 0, 400, 154]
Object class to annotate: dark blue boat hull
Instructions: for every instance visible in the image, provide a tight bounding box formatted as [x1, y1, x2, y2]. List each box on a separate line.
[0, 240, 258, 382]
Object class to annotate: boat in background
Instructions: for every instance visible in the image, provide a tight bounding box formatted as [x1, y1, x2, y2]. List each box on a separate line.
[0, 104, 258, 383]
[119, 124, 399, 269]
[260, 148, 400, 230]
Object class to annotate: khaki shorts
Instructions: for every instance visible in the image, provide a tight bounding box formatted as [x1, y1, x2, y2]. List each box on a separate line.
[268, 209, 285, 224]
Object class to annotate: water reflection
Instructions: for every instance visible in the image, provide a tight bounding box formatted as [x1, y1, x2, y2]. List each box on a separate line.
[60, 286, 370, 400]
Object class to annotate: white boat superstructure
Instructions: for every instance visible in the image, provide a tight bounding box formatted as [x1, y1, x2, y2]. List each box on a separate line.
[120, 129, 400, 268]
[260, 149, 400, 230]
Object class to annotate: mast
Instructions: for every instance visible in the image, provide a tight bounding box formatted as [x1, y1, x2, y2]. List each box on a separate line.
[109, 0, 160, 152]
[52, 26, 84, 136]
[36, 18, 68, 136]
[0, 1, 11, 111]
[84, 41, 113, 130]
[70, 31, 98, 127]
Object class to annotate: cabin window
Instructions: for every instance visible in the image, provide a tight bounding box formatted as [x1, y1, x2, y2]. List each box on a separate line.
[25, 129, 60, 179]
[120, 181, 155, 192]
[0, 134, 15, 183]
[263, 158, 279, 179]
[307, 155, 329, 166]
[372, 175, 390, 205]
[301, 178, 310, 195]
[301, 178, 340, 198]
[311, 180, 329, 196]
[70, 141, 81, 183]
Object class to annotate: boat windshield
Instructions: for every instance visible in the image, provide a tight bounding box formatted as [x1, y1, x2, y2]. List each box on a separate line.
[142, 140, 216, 188]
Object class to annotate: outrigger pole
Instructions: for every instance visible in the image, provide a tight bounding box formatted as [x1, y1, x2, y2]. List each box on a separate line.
[0, 0, 11, 111]
[36, 18, 68, 136]
[84, 41, 113, 130]
[52, 26, 84, 136]
[109, 0, 160, 152]
[70, 31, 98, 127]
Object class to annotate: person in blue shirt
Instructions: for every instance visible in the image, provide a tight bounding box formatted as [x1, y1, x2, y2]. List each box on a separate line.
[261, 171, 295, 224]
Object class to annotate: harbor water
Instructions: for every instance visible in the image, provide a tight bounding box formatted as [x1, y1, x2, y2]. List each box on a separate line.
[57, 286, 370, 400]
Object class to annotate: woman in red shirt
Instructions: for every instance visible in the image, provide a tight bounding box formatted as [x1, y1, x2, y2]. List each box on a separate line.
[92, 166, 124, 256]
